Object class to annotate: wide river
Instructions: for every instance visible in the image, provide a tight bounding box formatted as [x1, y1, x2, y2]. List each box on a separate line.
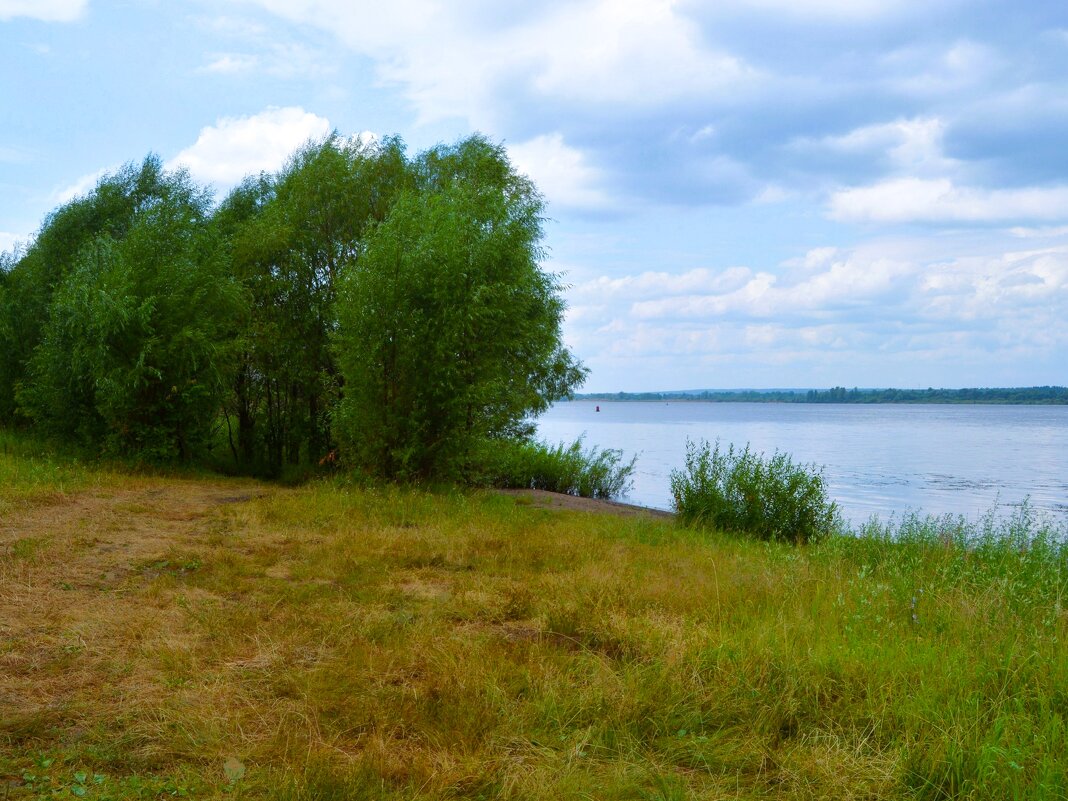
[535, 401, 1068, 524]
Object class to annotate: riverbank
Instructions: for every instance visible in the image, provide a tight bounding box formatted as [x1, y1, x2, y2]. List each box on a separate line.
[3, 453, 1067, 798]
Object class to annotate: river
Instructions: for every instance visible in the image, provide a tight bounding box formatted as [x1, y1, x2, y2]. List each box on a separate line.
[535, 401, 1068, 524]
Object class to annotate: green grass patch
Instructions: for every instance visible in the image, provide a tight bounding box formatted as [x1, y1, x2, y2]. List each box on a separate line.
[0, 429, 95, 514]
[3, 440, 1068, 798]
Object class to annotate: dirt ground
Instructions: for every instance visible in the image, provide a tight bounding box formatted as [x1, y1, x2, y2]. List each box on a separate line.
[492, 488, 674, 518]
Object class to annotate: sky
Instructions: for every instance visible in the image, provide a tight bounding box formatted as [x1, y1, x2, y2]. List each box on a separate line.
[1, 0, 1066, 391]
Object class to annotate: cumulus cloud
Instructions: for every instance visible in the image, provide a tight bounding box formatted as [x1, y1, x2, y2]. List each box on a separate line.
[0, 145, 27, 163]
[719, 0, 925, 19]
[879, 39, 1004, 101]
[829, 178, 1068, 224]
[54, 165, 116, 204]
[221, 0, 1068, 220]
[628, 255, 914, 320]
[201, 53, 260, 74]
[795, 116, 958, 176]
[508, 134, 613, 212]
[571, 266, 754, 302]
[522, 0, 752, 108]
[199, 42, 334, 79]
[1009, 225, 1068, 239]
[228, 0, 755, 126]
[0, 0, 85, 22]
[563, 239, 1068, 387]
[166, 107, 332, 186]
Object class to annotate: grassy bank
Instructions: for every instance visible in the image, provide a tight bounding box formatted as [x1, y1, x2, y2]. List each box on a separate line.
[2, 450, 1068, 798]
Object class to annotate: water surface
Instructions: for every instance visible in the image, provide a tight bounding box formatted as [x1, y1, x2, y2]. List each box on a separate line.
[535, 401, 1068, 524]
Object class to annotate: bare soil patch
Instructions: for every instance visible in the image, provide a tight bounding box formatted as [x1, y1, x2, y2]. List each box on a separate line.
[493, 488, 673, 519]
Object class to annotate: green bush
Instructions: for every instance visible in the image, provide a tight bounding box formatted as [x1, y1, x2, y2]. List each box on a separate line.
[477, 437, 636, 500]
[670, 439, 839, 543]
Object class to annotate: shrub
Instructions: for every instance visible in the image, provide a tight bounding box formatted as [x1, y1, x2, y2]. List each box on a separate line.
[477, 437, 636, 500]
[670, 439, 839, 543]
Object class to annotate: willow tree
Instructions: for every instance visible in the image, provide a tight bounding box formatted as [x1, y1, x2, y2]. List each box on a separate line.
[215, 133, 412, 474]
[0, 157, 173, 424]
[333, 135, 586, 480]
[18, 165, 244, 459]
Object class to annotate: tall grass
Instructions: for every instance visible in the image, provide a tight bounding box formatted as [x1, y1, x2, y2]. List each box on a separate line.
[6, 432, 1068, 798]
[476, 436, 636, 499]
[0, 429, 94, 513]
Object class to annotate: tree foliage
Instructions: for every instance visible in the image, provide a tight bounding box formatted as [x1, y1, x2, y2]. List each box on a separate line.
[0, 133, 586, 472]
[16, 163, 244, 458]
[333, 136, 585, 480]
[215, 134, 412, 474]
[0, 157, 176, 423]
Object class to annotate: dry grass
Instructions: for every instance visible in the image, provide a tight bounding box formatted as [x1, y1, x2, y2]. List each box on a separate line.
[2, 456, 1067, 799]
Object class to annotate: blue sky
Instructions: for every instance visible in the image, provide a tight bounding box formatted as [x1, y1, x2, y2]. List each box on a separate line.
[2, 0, 1066, 391]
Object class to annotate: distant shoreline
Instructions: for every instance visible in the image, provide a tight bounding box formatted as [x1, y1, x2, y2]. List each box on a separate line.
[573, 386, 1068, 405]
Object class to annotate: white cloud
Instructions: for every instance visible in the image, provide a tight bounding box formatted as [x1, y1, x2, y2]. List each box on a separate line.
[167, 106, 332, 186]
[54, 165, 116, 204]
[883, 40, 1002, 97]
[229, 0, 755, 126]
[625, 252, 914, 320]
[523, 0, 751, 108]
[720, 0, 924, 19]
[202, 14, 269, 39]
[919, 246, 1068, 320]
[199, 43, 334, 79]
[573, 266, 754, 301]
[0, 145, 27, 163]
[1009, 225, 1068, 239]
[201, 53, 260, 74]
[0, 0, 85, 22]
[564, 239, 1068, 387]
[0, 231, 27, 254]
[829, 178, 1068, 224]
[752, 184, 794, 204]
[508, 134, 612, 211]
[800, 116, 958, 176]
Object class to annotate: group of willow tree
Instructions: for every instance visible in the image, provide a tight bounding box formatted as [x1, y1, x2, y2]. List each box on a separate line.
[0, 134, 586, 479]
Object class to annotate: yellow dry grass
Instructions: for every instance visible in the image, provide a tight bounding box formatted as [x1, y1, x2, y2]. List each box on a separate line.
[2, 468, 1066, 799]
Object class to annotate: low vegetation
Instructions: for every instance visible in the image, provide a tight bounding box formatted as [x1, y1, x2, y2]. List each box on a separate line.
[3, 443, 1068, 799]
[477, 437, 636, 499]
[670, 439, 839, 544]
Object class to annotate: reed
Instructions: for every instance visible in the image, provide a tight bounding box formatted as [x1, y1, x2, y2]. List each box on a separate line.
[475, 436, 636, 499]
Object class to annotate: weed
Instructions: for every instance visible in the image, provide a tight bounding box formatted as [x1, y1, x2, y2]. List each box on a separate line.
[670, 438, 840, 543]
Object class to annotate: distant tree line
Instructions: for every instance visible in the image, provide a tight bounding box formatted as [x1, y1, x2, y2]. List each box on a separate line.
[0, 134, 585, 479]
[577, 386, 1068, 404]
